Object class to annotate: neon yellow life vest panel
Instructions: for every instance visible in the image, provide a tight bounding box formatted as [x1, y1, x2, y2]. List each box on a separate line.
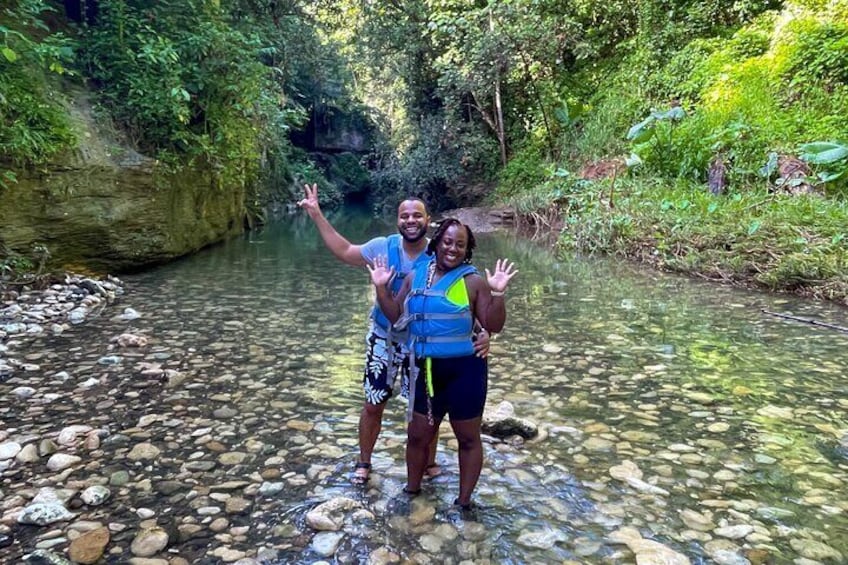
[445, 277, 470, 307]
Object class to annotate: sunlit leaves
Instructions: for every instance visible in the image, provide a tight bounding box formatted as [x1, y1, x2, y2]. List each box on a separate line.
[1, 46, 18, 62]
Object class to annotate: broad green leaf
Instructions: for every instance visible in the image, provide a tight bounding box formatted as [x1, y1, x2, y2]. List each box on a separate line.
[799, 142, 848, 164]
[2, 46, 18, 62]
[707, 202, 718, 214]
[625, 153, 643, 168]
[818, 170, 846, 182]
[832, 233, 845, 245]
[627, 117, 655, 141]
[747, 220, 761, 235]
[651, 106, 686, 121]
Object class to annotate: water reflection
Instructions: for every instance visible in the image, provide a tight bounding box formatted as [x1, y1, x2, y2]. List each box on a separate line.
[3, 208, 847, 563]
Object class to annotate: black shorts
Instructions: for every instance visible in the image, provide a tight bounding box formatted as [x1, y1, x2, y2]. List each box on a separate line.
[413, 355, 488, 421]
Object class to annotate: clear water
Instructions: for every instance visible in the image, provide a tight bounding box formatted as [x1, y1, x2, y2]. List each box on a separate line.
[3, 209, 847, 564]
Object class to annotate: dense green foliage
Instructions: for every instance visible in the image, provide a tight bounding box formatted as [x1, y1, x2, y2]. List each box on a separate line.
[3, 0, 847, 300]
[339, 0, 844, 301]
[78, 0, 356, 211]
[0, 1, 76, 186]
[2, 0, 371, 213]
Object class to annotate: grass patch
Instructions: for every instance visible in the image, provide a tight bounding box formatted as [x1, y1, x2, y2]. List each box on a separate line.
[509, 176, 848, 304]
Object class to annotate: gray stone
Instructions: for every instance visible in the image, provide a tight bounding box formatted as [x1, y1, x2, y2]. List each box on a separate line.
[312, 532, 345, 557]
[18, 503, 75, 526]
[80, 486, 111, 506]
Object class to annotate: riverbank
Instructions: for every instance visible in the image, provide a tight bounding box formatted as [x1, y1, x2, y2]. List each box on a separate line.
[503, 178, 848, 307]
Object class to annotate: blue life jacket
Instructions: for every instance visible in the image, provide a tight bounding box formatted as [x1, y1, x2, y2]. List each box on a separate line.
[370, 234, 430, 333]
[397, 262, 477, 358]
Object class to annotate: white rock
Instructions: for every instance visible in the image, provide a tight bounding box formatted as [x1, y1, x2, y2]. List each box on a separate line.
[18, 502, 75, 525]
[12, 386, 36, 399]
[610, 460, 643, 481]
[516, 528, 567, 549]
[81, 486, 111, 506]
[312, 531, 345, 557]
[305, 497, 361, 531]
[0, 442, 22, 461]
[46, 453, 82, 471]
[714, 525, 754, 539]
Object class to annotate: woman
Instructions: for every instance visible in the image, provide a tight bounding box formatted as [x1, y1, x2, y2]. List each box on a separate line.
[368, 218, 518, 510]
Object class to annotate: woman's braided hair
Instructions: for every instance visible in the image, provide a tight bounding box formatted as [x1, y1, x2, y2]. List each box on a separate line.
[427, 218, 476, 263]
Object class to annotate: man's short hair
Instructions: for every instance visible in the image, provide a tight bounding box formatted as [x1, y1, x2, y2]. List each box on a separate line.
[398, 196, 429, 215]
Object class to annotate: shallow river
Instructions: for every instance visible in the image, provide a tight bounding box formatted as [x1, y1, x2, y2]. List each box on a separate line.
[2, 210, 847, 564]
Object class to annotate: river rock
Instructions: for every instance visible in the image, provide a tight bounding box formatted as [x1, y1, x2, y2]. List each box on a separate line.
[789, 538, 843, 561]
[80, 485, 111, 506]
[368, 547, 401, 565]
[57, 425, 92, 445]
[610, 460, 643, 481]
[24, 550, 74, 564]
[128, 443, 160, 461]
[608, 527, 691, 565]
[46, 453, 81, 471]
[305, 497, 361, 531]
[115, 333, 148, 347]
[120, 308, 141, 321]
[516, 528, 567, 549]
[481, 401, 538, 439]
[130, 527, 169, 557]
[16, 443, 40, 463]
[714, 525, 754, 539]
[68, 308, 87, 325]
[18, 503, 75, 526]
[312, 531, 345, 557]
[12, 386, 36, 399]
[68, 526, 110, 564]
[679, 509, 715, 532]
[0, 442, 22, 460]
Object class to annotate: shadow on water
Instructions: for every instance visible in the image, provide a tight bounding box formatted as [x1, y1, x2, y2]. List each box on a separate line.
[2, 207, 847, 563]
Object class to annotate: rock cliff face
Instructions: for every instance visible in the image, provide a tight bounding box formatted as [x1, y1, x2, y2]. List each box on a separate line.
[0, 94, 246, 273]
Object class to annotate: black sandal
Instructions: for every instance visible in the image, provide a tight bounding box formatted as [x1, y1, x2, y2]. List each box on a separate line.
[351, 462, 371, 485]
[453, 498, 474, 512]
[403, 486, 421, 496]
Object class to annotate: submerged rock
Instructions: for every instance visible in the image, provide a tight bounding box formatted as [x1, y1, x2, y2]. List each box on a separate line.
[306, 497, 361, 531]
[482, 401, 538, 439]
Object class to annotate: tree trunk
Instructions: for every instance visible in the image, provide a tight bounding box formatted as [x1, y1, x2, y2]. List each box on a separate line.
[490, 13, 507, 166]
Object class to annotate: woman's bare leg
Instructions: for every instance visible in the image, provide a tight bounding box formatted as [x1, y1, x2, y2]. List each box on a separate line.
[406, 412, 439, 493]
[449, 417, 483, 505]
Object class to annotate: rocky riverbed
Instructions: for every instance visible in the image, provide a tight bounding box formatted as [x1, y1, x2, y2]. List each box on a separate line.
[1, 221, 847, 564]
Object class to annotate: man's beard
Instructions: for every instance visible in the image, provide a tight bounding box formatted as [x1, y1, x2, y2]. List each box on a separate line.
[399, 225, 427, 243]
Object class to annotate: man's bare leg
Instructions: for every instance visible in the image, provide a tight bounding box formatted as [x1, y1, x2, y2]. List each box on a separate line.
[354, 401, 387, 483]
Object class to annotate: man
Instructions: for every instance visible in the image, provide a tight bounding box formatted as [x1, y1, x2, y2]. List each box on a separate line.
[298, 183, 488, 484]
